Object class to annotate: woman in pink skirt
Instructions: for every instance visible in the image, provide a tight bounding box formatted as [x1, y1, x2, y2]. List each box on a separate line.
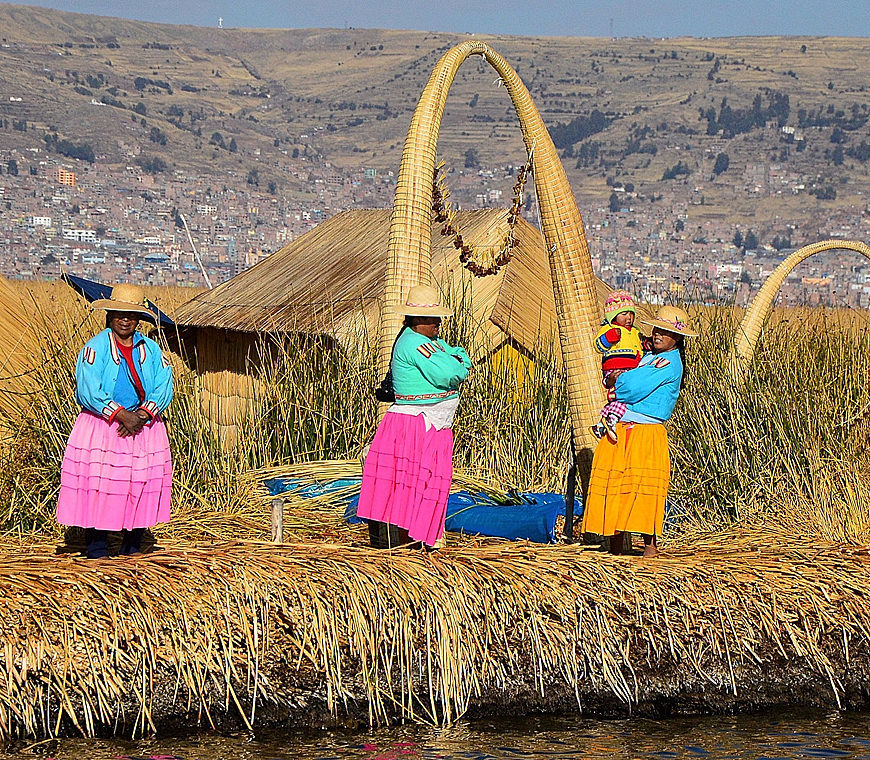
[358, 285, 471, 549]
[56, 284, 174, 559]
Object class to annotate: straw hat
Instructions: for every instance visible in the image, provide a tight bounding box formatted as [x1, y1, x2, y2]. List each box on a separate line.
[640, 305, 698, 337]
[91, 284, 157, 321]
[400, 285, 452, 318]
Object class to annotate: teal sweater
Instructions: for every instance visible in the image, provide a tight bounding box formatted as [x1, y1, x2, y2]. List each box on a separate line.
[391, 328, 471, 404]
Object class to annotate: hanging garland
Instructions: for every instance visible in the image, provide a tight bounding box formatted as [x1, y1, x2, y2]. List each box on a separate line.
[431, 151, 533, 277]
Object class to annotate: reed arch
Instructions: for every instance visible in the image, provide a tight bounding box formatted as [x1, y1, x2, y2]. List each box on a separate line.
[382, 41, 604, 454]
[730, 239, 870, 376]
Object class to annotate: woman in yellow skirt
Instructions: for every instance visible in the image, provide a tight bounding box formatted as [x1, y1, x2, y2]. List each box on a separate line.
[581, 305, 697, 557]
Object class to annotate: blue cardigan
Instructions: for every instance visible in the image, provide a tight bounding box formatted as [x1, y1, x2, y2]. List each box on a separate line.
[76, 329, 174, 422]
[614, 348, 683, 423]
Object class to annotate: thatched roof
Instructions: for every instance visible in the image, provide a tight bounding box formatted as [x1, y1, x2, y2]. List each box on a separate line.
[174, 208, 617, 354]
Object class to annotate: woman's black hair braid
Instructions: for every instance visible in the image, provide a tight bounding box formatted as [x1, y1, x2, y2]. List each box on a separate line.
[677, 335, 687, 390]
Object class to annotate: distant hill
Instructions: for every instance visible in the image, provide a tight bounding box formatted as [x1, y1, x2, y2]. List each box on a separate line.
[1, 2, 869, 228]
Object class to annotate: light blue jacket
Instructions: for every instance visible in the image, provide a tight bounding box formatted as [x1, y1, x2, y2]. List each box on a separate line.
[615, 349, 683, 422]
[391, 328, 471, 405]
[76, 329, 174, 421]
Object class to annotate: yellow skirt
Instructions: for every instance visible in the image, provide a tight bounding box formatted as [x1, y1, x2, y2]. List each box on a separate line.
[581, 422, 670, 537]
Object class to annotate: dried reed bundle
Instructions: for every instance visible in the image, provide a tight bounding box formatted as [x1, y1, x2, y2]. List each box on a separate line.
[0, 277, 45, 424]
[730, 240, 870, 377]
[1, 527, 869, 739]
[382, 41, 604, 455]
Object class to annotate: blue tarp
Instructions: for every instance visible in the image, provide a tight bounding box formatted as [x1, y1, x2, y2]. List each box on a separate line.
[263, 476, 362, 500]
[61, 271, 175, 329]
[263, 476, 574, 544]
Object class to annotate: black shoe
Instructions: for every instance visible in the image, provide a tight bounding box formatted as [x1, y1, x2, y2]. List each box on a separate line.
[85, 528, 110, 559]
[120, 528, 145, 556]
[590, 421, 606, 439]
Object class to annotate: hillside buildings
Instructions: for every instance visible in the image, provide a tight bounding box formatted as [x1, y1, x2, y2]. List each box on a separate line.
[1, 144, 869, 308]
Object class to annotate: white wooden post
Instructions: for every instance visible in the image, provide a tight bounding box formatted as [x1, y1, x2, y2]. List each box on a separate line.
[270, 497, 284, 543]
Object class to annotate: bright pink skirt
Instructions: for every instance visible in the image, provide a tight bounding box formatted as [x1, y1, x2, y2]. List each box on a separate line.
[56, 411, 172, 531]
[357, 411, 454, 547]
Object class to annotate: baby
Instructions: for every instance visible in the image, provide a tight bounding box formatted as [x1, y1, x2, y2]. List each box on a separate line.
[591, 290, 646, 442]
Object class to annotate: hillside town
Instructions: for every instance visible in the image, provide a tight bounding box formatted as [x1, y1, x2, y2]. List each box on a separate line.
[2, 142, 870, 308]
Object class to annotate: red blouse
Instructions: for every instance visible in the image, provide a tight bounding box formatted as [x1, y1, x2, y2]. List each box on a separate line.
[116, 342, 146, 403]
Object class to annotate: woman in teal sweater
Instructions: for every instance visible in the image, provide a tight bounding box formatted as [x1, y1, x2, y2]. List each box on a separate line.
[358, 285, 471, 548]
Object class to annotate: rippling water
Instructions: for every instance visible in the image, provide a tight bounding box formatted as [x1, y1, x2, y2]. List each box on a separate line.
[5, 711, 870, 759]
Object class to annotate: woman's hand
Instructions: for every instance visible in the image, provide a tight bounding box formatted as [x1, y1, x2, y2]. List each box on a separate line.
[604, 369, 625, 389]
[115, 408, 146, 438]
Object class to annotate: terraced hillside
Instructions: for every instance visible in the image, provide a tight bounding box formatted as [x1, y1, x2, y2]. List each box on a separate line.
[0, 3, 869, 224]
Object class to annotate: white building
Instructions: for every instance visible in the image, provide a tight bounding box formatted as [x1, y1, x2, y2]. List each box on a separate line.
[63, 228, 98, 243]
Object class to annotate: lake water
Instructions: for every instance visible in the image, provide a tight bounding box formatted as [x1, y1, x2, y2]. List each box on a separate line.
[5, 711, 870, 760]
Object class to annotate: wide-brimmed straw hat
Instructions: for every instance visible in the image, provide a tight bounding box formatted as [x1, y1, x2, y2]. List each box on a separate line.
[401, 285, 452, 318]
[640, 305, 698, 337]
[91, 284, 157, 321]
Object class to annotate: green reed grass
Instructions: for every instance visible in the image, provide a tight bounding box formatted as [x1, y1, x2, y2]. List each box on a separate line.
[669, 305, 870, 539]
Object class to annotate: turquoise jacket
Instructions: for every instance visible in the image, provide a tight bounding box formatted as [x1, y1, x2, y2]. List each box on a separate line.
[76, 329, 174, 422]
[391, 328, 471, 405]
[614, 348, 683, 422]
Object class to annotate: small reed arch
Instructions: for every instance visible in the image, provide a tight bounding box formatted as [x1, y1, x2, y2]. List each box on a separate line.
[730, 239, 870, 377]
[381, 41, 604, 458]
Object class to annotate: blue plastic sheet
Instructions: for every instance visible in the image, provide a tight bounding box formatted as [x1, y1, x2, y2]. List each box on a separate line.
[263, 475, 685, 543]
[263, 476, 362, 499]
[443, 491, 569, 543]
[263, 475, 574, 544]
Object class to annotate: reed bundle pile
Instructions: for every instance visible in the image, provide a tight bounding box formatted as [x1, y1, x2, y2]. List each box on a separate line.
[1, 530, 869, 740]
[0, 278, 45, 423]
[162, 459, 512, 545]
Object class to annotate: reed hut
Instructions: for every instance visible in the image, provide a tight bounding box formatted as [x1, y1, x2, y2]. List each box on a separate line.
[173, 208, 619, 439]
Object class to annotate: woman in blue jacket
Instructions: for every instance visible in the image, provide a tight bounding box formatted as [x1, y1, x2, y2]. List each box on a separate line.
[581, 305, 696, 557]
[56, 284, 174, 559]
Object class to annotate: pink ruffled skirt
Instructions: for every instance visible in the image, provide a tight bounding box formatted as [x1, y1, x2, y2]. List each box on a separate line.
[56, 411, 172, 531]
[357, 411, 454, 547]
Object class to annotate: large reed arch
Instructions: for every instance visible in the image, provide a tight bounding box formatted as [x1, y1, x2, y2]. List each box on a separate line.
[382, 41, 604, 455]
[730, 239, 870, 376]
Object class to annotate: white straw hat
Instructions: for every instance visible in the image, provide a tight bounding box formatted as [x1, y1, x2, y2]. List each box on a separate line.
[400, 285, 452, 318]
